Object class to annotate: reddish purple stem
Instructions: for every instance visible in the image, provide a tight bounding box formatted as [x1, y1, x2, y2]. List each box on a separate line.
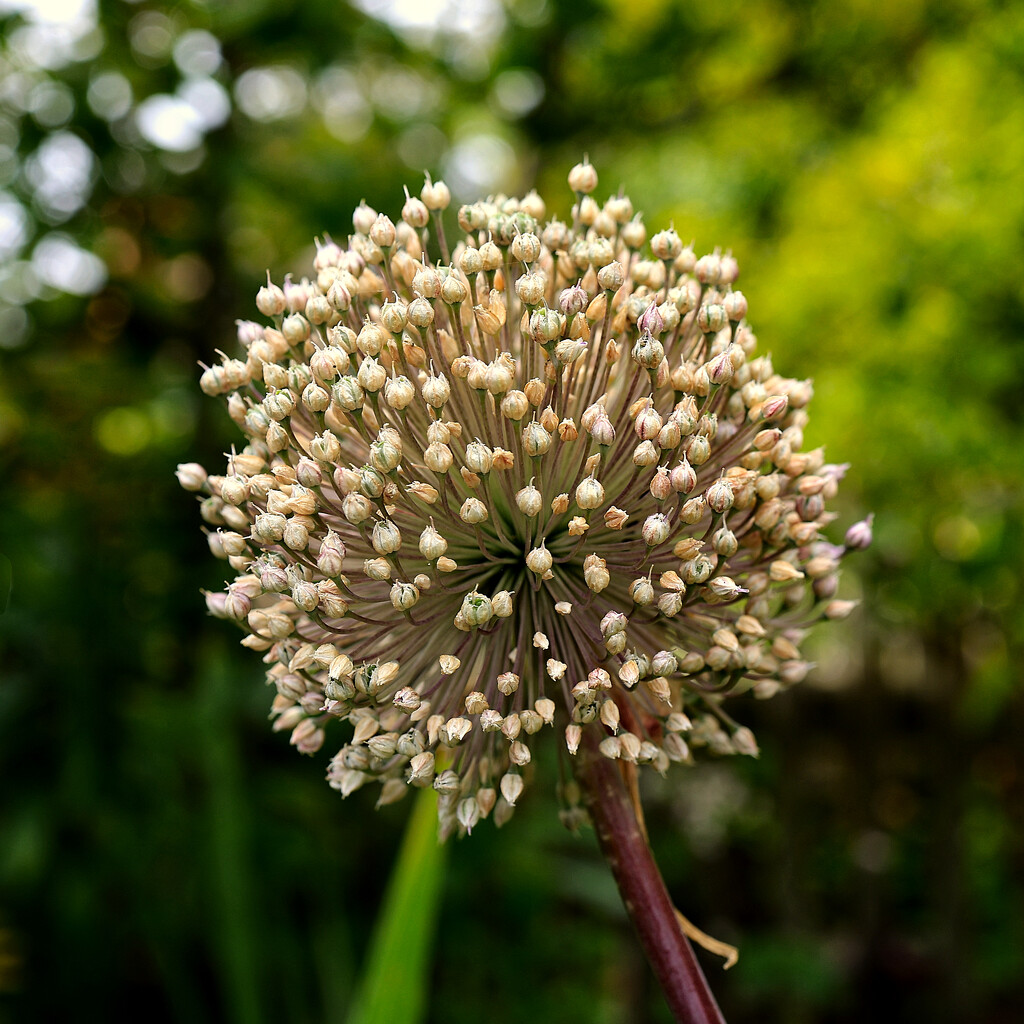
[574, 731, 726, 1024]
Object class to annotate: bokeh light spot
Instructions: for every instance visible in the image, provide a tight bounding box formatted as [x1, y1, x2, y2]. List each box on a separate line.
[442, 132, 517, 198]
[129, 11, 175, 66]
[31, 232, 106, 294]
[490, 68, 544, 118]
[234, 66, 307, 122]
[136, 94, 204, 152]
[94, 406, 152, 455]
[0, 304, 29, 349]
[172, 29, 222, 78]
[87, 72, 134, 122]
[24, 130, 95, 220]
[933, 514, 982, 561]
[161, 253, 212, 303]
[177, 77, 230, 133]
[312, 66, 371, 142]
[28, 81, 75, 128]
[0, 193, 29, 259]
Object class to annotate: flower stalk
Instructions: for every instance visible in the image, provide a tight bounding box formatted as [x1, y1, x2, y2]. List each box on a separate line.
[575, 728, 725, 1024]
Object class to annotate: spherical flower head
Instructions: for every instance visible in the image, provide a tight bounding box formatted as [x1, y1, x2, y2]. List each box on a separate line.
[182, 165, 866, 839]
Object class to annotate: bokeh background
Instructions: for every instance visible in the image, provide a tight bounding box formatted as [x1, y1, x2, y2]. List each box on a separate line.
[1, 0, 1022, 1021]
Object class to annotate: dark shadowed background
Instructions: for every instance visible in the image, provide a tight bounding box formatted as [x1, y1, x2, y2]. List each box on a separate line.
[1, 1, 1022, 1022]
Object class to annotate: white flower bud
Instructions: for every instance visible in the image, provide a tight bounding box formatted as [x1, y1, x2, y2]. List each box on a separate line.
[515, 272, 546, 306]
[309, 430, 342, 463]
[500, 772, 524, 806]
[496, 672, 520, 696]
[383, 374, 415, 409]
[516, 483, 543, 517]
[650, 228, 682, 261]
[421, 371, 450, 408]
[371, 519, 402, 555]
[424, 442, 453, 474]
[420, 175, 450, 211]
[301, 381, 331, 413]
[457, 797, 480, 833]
[370, 428, 403, 472]
[460, 591, 493, 628]
[317, 531, 346, 576]
[406, 751, 435, 785]
[356, 356, 386, 392]
[642, 513, 671, 547]
[522, 420, 553, 457]
[583, 554, 609, 593]
[704, 575, 748, 602]
[176, 463, 207, 491]
[508, 741, 531, 767]
[706, 478, 734, 514]
[465, 441, 494, 474]
[589, 412, 615, 445]
[281, 313, 310, 345]
[256, 278, 287, 316]
[565, 724, 582, 755]
[252, 512, 286, 544]
[630, 576, 655, 605]
[568, 159, 598, 194]
[634, 401, 663, 440]
[342, 492, 374, 525]
[526, 544, 552, 576]
[387, 581, 416, 611]
[369, 213, 396, 249]
[440, 271, 469, 305]
[460, 498, 488, 525]
[363, 557, 392, 581]
[283, 518, 309, 550]
[554, 338, 588, 365]
[575, 475, 605, 510]
[418, 524, 448, 561]
[399, 188, 429, 227]
[407, 296, 434, 327]
[332, 376, 364, 411]
[510, 232, 541, 263]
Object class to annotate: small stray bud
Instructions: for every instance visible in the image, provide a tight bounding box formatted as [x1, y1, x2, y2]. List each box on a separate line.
[845, 514, 874, 551]
[568, 159, 598, 194]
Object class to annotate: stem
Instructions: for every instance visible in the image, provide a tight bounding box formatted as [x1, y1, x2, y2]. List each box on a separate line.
[574, 730, 726, 1024]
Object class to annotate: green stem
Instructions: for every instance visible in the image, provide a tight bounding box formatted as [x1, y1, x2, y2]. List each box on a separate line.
[574, 730, 726, 1024]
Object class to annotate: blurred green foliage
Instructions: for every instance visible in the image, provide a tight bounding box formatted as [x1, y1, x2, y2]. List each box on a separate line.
[1, 0, 1022, 1022]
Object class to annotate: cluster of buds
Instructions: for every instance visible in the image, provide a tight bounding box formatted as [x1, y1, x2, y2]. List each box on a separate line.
[180, 161, 869, 839]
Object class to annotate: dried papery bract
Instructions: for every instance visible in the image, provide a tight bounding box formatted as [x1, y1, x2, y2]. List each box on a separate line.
[183, 164, 871, 1020]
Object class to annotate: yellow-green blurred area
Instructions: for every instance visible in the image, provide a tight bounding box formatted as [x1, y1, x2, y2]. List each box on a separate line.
[1, 0, 1022, 1021]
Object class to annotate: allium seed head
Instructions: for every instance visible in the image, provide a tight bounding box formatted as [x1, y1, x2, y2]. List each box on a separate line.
[183, 165, 867, 839]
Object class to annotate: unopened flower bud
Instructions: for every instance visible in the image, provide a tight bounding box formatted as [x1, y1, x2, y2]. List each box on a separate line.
[526, 544, 552, 576]
[317, 531, 346, 576]
[706, 478, 734, 513]
[650, 228, 682, 261]
[256, 277, 287, 316]
[369, 213, 396, 249]
[460, 497, 488, 525]
[584, 554, 610, 593]
[522, 420, 553, 457]
[420, 175, 450, 211]
[440, 272, 469, 305]
[461, 591, 493, 627]
[845, 514, 874, 550]
[568, 159, 598, 194]
[177, 463, 208, 491]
